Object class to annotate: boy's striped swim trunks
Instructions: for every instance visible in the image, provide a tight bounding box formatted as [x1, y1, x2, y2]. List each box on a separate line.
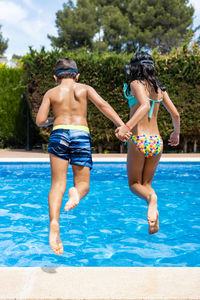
[48, 125, 93, 169]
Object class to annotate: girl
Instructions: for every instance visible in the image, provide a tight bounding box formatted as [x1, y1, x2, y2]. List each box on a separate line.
[115, 52, 180, 234]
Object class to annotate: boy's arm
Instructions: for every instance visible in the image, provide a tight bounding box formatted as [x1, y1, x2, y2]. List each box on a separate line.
[38, 117, 54, 127]
[36, 91, 52, 127]
[162, 91, 180, 146]
[87, 86, 125, 127]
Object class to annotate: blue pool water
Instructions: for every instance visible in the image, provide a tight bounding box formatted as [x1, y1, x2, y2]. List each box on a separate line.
[0, 162, 200, 267]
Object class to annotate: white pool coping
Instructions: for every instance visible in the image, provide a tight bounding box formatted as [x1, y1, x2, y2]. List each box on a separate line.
[0, 157, 200, 162]
[0, 267, 199, 300]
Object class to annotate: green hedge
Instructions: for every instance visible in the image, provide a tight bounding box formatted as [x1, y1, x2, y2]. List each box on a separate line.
[0, 64, 26, 147]
[1, 43, 199, 152]
[22, 45, 200, 152]
[0, 64, 41, 148]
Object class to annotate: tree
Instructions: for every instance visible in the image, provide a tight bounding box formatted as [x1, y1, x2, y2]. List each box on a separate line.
[49, 0, 194, 53]
[100, 5, 130, 52]
[0, 25, 8, 55]
[126, 0, 194, 53]
[48, 0, 98, 50]
[12, 54, 22, 60]
[194, 25, 200, 46]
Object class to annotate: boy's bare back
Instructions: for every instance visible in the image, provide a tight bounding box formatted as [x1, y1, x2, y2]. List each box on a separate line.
[37, 76, 124, 130]
[44, 79, 89, 127]
[36, 57, 128, 142]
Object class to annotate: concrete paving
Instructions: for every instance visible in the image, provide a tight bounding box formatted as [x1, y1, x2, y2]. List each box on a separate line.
[0, 149, 200, 162]
[0, 267, 200, 300]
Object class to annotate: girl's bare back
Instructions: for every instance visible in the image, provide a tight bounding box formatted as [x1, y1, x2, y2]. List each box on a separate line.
[130, 81, 163, 135]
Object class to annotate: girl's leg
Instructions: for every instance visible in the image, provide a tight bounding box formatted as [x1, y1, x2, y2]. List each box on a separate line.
[127, 142, 161, 234]
[127, 142, 151, 200]
[65, 165, 90, 211]
[49, 154, 69, 255]
[142, 153, 162, 234]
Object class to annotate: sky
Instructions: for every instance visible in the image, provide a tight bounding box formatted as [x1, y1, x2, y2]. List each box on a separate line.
[0, 0, 200, 58]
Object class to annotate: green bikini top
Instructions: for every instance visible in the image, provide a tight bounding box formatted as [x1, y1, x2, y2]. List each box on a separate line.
[123, 83, 163, 119]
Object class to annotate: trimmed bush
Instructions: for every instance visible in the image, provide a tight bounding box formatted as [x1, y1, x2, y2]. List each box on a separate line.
[0, 64, 27, 147]
[22, 45, 200, 152]
[1, 43, 200, 152]
[0, 63, 41, 148]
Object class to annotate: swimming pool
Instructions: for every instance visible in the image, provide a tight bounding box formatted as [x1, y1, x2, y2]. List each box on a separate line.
[0, 162, 199, 267]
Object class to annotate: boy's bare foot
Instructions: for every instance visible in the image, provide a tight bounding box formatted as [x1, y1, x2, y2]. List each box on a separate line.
[147, 193, 159, 234]
[49, 220, 63, 255]
[64, 187, 80, 211]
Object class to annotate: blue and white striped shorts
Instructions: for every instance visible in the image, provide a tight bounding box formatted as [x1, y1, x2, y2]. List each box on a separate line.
[48, 127, 93, 169]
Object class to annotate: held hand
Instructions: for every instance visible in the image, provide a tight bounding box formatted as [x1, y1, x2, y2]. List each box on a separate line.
[38, 117, 54, 127]
[168, 131, 179, 146]
[115, 132, 131, 142]
[115, 125, 132, 142]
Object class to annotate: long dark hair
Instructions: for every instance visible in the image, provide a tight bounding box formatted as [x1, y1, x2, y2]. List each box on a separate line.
[125, 51, 166, 93]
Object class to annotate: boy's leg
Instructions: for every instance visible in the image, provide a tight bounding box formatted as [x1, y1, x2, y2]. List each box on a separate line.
[65, 165, 90, 211]
[49, 154, 68, 255]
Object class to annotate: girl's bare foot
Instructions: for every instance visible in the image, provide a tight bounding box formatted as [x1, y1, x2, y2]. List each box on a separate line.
[147, 193, 159, 234]
[49, 220, 63, 255]
[64, 187, 80, 211]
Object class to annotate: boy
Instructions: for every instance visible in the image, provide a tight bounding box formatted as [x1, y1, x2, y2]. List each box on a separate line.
[36, 58, 130, 255]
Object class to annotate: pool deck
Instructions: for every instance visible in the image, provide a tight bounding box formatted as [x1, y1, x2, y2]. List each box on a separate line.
[0, 150, 200, 299]
[0, 149, 200, 162]
[0, 267, 200, 300]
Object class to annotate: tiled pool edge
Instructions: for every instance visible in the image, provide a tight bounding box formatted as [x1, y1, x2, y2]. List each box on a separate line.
[0, 267, 199, 300]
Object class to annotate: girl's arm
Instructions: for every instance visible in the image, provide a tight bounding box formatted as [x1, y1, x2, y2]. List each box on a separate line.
[162, 91, 180, 146]
[87, 86, 131, 141]
[36, 91, 51, 127]
[115, 81, 150, 136]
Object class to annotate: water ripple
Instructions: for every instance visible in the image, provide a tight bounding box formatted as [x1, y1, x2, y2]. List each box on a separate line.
[0, 162, 199, 267]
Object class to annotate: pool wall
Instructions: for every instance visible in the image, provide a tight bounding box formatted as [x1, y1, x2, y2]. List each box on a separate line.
[1, 156, 200, 162]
